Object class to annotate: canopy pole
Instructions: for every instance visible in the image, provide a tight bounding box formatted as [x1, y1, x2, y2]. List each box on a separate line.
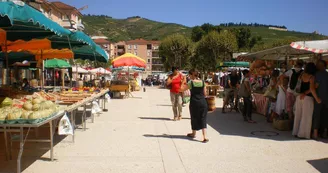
[41, 50, 44, 91]
[4, 39, 10, 85]
[67, 36, 73, 88]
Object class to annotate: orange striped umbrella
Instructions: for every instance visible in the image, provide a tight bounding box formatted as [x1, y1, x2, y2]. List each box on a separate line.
[112, 53, 146, 68]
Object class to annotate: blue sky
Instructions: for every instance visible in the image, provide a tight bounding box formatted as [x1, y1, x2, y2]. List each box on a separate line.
[58, 0, 327, 35]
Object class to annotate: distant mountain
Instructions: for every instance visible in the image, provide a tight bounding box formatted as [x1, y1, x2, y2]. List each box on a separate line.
[82, 15, 326, 43]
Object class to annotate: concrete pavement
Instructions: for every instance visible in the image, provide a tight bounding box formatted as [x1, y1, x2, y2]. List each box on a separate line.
[1, 87, 328, 173]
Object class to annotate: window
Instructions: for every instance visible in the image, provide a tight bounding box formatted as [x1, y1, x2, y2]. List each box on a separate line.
[147, 51, 151, 57]
[127, 45, 131, 49]
[134, 52, 138, 56]
[134, 44, 138, 50]
[147, 59, 150, 63]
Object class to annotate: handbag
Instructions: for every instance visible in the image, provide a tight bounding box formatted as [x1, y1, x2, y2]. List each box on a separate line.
[263, 86, 277, 99]
[238, 79, 250, 97]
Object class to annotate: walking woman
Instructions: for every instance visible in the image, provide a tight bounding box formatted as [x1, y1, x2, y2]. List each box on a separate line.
[181, 69, 209, 143]
[167, 67, 185, 121]
[293, 62, 321, 139]
[240, 69, 256, 123]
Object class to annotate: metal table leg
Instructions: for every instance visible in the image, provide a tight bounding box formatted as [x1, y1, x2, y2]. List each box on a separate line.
[69, 111, 75, 143]
[17, 127, 30, 173]
[3, 126, 9, 161]
[49, 121, 54, 161]
[103, 96, 108, 112]
[91, 100, 95, 123]
[83, 104, 87, 131]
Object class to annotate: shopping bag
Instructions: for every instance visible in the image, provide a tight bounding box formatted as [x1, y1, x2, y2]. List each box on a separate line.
[91, 101, 102, 114]
[263, 87, 277, 99]
[105, 93, 110, 103]
[183, 89, 191, 97]
[58, 113, 73, 135]
[183, 96, 190, 104]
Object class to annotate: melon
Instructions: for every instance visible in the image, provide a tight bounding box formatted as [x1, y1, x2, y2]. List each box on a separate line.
[32, 98, 42, 105]
[7, 109, 22, 120]
[32, 104, 40, 111]
[23, 101, 33, 111]
[22, 111, 32, 119]
[28, 111, 41, 119]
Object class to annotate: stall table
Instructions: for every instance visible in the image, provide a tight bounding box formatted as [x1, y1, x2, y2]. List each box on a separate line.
[252, 93, 269, 116]
[109, 85, 129, 98]
[0, 111, 65, 173]
[0, 89, 109, 173]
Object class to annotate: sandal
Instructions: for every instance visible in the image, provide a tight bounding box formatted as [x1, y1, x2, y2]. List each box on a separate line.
[202, 139, 209, 143]
[187, 133, 196, 138]
[248, 120, 256, 123]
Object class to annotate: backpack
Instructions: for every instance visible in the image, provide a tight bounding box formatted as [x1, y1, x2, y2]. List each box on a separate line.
[289, 69, 303, 90]
[238, 78, 251, 97]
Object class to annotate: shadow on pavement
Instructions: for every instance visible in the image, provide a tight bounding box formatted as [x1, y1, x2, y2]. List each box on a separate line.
[144, 134, 195, 141]
[207, 108, 299, 141]
[139, 117, 190, 121]
[307, 158, 328, 173]
[156, 104, 172, 107]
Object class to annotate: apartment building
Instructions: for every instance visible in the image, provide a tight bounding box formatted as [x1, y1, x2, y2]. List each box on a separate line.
[113, 39, 164, 74]
[92, 37, 114, 59]
[29, 0, 84, 31]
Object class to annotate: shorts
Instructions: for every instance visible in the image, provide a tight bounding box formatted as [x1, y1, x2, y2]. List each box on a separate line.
[286, 91, 296, 113]
[224, 88, 237, 101]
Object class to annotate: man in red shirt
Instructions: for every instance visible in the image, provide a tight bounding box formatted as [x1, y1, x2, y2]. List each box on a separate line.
[167, 67, 186, 121]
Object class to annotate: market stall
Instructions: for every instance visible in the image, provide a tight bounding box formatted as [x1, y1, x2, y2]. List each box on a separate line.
[0, 2, 110, 173]
[111, 53, 146, 98]
[237, 39, 328, 116]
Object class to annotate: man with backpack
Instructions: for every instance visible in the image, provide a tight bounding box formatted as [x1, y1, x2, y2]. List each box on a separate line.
[283, 60, 304, 121]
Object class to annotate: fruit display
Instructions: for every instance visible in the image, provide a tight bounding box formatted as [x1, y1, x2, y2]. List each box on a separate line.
[71, 87, 101, 93]
[0, 94, 59, 124]
[250, 60, 275, 77]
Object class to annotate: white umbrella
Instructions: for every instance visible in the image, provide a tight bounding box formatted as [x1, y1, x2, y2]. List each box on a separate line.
[89, 67, 111, 74]
[72, 66, 89, 73]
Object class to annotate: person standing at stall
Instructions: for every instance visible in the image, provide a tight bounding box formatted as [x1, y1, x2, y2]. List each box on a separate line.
[180, 69, 209, 143]
[166, 67, 185, 121]
[312, 60, 328, 139]
[293, 62, 320, 139]
[284, 60, 304, 120]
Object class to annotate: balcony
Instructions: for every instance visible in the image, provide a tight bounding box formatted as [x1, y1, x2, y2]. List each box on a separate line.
[61, 20, 71, 28]
[152, 62, 163, 65]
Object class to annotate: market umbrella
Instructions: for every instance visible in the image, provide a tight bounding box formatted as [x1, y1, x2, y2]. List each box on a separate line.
[112, 53, 146, 68]
[89, 67, 111, 75]
[44, 59, 71, 68]
[112, 53, 146, 98]
[217, 61, 250, 68]
[44, 59, 71, 89]
[290, 40, 328, 54]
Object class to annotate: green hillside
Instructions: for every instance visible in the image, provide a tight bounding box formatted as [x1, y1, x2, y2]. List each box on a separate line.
[82, 15, 326, 43]
[82, 15, 191, 42]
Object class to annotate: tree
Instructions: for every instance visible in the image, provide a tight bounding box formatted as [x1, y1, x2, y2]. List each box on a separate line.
[159, 34, 193, 71]
[192, 31, 238, 73]
[200, 23, 216, 34]
[191, 26, 205, 42]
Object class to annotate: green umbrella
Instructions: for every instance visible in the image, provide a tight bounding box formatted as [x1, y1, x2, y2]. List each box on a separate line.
[217, 61, 250, 68]
[44, 59, 71, 68]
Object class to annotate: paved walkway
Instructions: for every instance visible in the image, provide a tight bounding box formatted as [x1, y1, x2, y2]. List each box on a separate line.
[1, 88, 328, 173]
